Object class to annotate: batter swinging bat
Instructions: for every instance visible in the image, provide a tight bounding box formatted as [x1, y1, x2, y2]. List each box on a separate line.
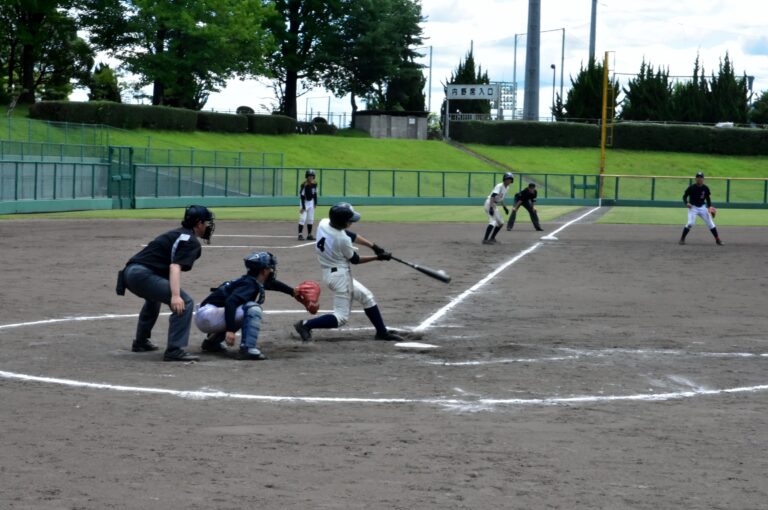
[391, 256, 451, 284]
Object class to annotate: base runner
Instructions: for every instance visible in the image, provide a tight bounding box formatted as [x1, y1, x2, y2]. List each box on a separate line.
[293, 202, 403, 342]
[679, 172, 723, 246]
[482, 172, 514, 244]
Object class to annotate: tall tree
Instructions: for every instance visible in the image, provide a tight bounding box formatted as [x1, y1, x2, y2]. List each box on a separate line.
[708, 53, 750, 123]
[561, 59, 618, 121]
[442, 48, 491, 117]
[266, 0, 342, 118]
[320, 0, 424, 123]
[1, 0, 92, 103]
[375, 60, 426, 111]
[80, 0, 275, 109]
[670, 55, 709, 123]
[620, 60, 673, 121]
[749, 90, 768, 125]
[89, 62, 121, 102]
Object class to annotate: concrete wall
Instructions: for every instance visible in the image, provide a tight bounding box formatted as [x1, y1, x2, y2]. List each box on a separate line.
[355, 114, 428, 140]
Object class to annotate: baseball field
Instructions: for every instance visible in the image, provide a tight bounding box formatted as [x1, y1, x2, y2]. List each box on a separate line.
[1, 206, 766, 509]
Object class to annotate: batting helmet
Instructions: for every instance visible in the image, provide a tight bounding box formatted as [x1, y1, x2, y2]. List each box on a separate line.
[244, 251, 277, 280]
[503, 172, 515, 182]
[306, 169, 316, 178]
[182, 205, 215, 243]
[329, 202, 360, 229]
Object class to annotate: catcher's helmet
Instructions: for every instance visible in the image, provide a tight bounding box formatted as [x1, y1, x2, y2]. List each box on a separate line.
[329, 202, 360, 229]
[306, 169, 316, 178]
[503, 172, 515, 182]
[244, 251, 277, 279]
[182, 205, 215, 244]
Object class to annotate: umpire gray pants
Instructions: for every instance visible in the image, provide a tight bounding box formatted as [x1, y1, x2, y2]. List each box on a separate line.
[123, 263, 194, 351]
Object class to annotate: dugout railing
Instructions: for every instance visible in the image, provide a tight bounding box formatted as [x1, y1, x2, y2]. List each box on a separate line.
[2, 164, 768, 214]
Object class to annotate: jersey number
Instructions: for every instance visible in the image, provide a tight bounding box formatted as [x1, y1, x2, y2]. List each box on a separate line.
[316, 237, 326, 252]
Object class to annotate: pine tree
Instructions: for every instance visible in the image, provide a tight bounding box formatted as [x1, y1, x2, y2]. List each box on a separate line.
[441, 48, 491, 117]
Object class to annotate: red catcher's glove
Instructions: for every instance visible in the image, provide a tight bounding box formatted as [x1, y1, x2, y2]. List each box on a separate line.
[294, 280, 321, 314]
[709, 206, 717, 218]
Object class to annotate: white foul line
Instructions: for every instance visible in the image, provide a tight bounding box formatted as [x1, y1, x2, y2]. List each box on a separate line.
[0, 370, 766, 408]
[415, 206, 601, 332]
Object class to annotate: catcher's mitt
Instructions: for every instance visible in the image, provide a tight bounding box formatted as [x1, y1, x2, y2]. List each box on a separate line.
[294, 280, 321, 314]
[709, 206, 717, 218]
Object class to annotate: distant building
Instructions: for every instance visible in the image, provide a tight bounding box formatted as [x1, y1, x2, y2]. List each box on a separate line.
[354, 111, 428, 140]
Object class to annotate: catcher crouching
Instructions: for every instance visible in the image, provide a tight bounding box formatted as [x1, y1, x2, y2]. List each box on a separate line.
[194, 251, 320, 360]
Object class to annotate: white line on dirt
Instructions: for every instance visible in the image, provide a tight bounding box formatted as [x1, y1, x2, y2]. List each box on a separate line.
[414, 206, 601, 332]
[0, 369, 766, 409]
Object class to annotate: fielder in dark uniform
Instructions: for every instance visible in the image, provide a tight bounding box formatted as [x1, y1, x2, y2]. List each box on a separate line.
[121, 205, 215, 361]
[298, 170, 318, 240]
[679, 172, 723, 245]
[507, 183, 543, 231]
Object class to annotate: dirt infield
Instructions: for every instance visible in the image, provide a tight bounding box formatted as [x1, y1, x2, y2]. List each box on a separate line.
[1, 211, 767, 509]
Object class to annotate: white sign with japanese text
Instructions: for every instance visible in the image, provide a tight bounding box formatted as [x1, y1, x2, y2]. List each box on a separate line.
[446, 84, 499, 101]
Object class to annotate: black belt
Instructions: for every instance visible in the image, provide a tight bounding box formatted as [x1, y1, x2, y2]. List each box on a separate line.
[330, 267, 337, 272]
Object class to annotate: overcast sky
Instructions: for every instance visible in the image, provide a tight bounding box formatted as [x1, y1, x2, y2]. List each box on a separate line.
[92, 0, 768, 121]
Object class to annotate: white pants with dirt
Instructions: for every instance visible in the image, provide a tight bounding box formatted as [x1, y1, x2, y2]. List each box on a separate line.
[323, 267, 376, 326]
[299, 200, 316, 225]
[685, 205, 715, 229]
[484, 198, 504, 227]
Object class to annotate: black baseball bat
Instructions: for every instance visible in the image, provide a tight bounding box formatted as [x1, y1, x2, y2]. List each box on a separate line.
[391, 256, 451, 284]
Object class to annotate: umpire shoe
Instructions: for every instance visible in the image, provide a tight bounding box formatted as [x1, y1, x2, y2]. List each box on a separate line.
[374, 330, 404, 341]
[132, 339, 159, 352]
[163, 349, 200, 362]
[201, 333, 228, 353]
[293, 321, 313, 343]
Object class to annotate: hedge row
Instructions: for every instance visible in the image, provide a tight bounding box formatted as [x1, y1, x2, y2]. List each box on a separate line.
[612, 123, 768, 156]
[28, 102, 302, 135]
[450, 120, 768, 155]
[450, 121, 599, 147]
[29, 101, 198, 131]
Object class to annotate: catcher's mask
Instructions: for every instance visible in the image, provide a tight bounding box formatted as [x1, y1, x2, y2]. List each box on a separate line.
[244, 251, 277, 281]
[182, 205, 215, 244]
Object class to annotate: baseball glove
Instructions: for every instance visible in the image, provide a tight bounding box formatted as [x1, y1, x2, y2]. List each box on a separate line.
[294, 280, 321, 314]
[709, 206, 717, 218]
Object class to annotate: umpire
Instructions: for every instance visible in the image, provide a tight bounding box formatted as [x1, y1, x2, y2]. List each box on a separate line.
[119, 205, 215, 362]
[507, 183, 544, 231]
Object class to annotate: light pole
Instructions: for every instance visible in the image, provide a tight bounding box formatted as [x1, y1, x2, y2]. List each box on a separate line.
[550, 64, 556, 120]
[415, 45, 433, 113]
[512, 28, 565, 120]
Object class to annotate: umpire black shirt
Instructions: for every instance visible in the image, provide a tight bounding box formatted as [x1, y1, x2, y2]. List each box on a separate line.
[127, 227, 202, 279]
[517, 188, 538, 202]
[683, 184, 711, 207]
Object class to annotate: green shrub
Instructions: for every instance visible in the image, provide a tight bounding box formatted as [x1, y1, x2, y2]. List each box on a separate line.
[451, 121, 599, 147]
[246, 114, 296, 134]
[28, 101, 197, 131]
[612, 122, 768, 155]
[197, 111, 248, 133]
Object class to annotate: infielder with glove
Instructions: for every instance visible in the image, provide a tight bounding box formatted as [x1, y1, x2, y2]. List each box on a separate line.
[507, 182, 544, 231]
[482, 172, 514, 244]
[679, 171, 723, 246]
[297, 169, 318, 241]
[119, 205, 214, 362]
[293, 202, 403, 342]
[194, 252, 321, 360]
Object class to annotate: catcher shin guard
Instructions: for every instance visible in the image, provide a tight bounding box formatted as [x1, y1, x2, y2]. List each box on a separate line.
[241, 302, 263, 349]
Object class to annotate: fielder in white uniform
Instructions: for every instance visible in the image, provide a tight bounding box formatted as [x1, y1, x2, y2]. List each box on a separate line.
[679, 171, 723, 245]
[298, 169, 318, 240]
[482, 172, 514, 244]
[293, 202, 404, 342]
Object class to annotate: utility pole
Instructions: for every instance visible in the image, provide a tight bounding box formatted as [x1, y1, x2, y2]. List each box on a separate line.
[522, 0, 541, 121]
[589, 0, 597, 62]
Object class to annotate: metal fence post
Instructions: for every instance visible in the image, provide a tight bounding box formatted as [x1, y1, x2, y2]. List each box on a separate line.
[367, 170, 371, 196]
[651, 177, 656, 201]
[726, 179, 731, 203]
[343, 169, 347, 196]
[391, 170, 395, 197]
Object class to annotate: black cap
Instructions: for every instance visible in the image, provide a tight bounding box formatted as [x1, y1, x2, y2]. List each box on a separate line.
[695, 172, 704, 178]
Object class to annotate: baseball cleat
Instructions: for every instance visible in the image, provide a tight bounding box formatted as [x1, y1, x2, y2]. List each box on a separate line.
[678, 240, 686, 245]
[201, 334, 228, 353]
[238, 348, 267, 361]
[506, 227, 513, 231]
[716, 239, 723, 245]
[163, 349, 200, 362]
[132, 339, 159, 352]
[375, 330, 404, 341]
[293, 320, 312, 342]
[535, 227, 544, 231]
[297, 234, 304, 241]
[306, 235, 315, 241]
[482, 239, 495, 245]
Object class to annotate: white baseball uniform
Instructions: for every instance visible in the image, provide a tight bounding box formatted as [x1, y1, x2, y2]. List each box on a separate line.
[314, 218, 376, 326]
[484, 182, 510, 227]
